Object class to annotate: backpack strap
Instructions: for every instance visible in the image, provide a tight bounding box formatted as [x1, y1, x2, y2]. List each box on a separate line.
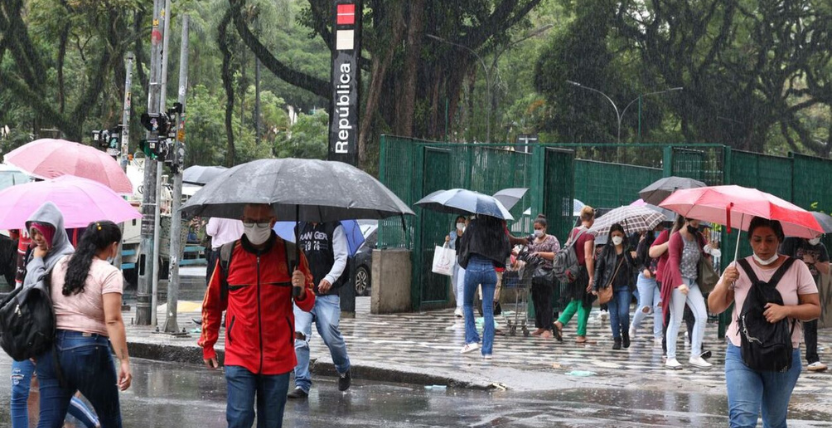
[736, 258, 760, 284]
[218, 241, 237, 301]
[768, 257, 796, 289]
[567, 228, 588, 249]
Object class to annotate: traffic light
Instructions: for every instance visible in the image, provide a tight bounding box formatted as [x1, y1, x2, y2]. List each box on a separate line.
[140, 112, 172, 136]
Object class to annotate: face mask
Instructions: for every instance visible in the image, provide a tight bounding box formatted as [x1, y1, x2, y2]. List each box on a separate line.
[244, 222, 272, 245]
[753, 253, 779, 266]
[808, 238, 821, 246]
[533, 230, 544, 238]
[612, 236, 624, 246]
[456, 223, 465, 231]
[686, 225, 698, 235]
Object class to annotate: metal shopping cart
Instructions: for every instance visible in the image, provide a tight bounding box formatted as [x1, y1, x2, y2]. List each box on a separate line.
[503, 248, 540, 337]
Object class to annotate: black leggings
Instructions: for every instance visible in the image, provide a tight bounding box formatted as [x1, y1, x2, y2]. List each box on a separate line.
[532, 280, 554, 331]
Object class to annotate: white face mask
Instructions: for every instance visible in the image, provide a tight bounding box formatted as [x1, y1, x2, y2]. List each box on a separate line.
[808, 237, 821, 246]
[456, 223, 465, 231]
[244, 222, 272, 245]
[611, 236, 624, 246]
[753, 253, 779, 266]
[533, 230, 544, 238]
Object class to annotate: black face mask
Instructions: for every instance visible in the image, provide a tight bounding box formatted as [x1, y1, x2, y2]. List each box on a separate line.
[686, 225, 698, 235]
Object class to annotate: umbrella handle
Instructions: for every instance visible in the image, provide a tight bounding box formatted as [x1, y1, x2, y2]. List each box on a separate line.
[293, 205, 302, 298]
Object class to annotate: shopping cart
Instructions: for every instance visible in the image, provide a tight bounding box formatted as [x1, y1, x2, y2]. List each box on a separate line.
[504, 248, 539, 337]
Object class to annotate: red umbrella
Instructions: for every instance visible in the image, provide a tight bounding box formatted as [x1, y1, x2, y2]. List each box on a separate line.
[3, 139, 133, 194]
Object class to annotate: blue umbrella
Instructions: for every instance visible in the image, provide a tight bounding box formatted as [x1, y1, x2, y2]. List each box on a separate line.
[273, 220, 365, 256]
[415, 188, 514, 220]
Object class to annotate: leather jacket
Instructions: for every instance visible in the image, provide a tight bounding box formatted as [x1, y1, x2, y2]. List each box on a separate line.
[592, 244, 637, 291]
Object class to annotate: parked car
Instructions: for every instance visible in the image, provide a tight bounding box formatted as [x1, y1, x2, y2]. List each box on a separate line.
[351, 221, 378, 296]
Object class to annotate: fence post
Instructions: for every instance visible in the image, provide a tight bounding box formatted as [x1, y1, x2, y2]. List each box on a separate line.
[662, 145, 673, 177]
[717, 145, 732, 339]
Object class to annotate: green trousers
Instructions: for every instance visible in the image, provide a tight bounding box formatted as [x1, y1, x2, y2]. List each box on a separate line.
[557, 299, 591, 336]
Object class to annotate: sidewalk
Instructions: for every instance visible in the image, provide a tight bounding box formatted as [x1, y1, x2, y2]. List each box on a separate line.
[123, 288, 832, 398]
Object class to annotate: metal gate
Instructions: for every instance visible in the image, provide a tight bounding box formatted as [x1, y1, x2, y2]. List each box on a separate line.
[415, 147, 453, 308]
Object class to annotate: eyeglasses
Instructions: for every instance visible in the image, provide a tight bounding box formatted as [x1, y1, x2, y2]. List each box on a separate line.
[243, 221, 271, 228]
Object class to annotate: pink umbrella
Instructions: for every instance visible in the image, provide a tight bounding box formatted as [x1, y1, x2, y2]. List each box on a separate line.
[3, 139, 133, 194]
[0, 176, 141, 229]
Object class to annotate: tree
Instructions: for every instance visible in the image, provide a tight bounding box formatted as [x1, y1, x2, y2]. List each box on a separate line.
[273, 110, 328, 159]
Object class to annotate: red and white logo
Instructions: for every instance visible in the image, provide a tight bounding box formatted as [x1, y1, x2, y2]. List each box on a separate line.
[337, 4, 355, 25]
[335, 3, 356, 51]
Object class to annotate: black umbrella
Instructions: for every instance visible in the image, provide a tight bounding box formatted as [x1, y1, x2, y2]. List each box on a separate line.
[810, 211, 832, 234]
[492, 188, 528, 211]
[639, 176, 707, 206]
[183, 165, 228, 185]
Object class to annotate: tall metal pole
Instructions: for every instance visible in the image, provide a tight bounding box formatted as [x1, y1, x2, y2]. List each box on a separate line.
[164, 14, 188, 334]
[121, 53, 134, 172]
[255, 58, 261, 145]
[137, 0, 164, 325]
[151, 0, 173, 327]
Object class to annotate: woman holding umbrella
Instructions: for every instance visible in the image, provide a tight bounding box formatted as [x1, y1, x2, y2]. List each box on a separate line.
[708, 217, 820, 428]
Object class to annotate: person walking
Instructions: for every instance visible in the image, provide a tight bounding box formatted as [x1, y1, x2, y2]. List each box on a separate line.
[709, 217, 820, 427]
[205, 217, 245, 285]
[199, 204, 315, 428]
[524, 215, 561, 339]
[446, 215, 467, 318]
[630, 224, 665, 344]
[35, 220, 131, 428]
[288, 221, 353, 399]
[780, 235, 829, 372]
[554, 206, 596, 343]
[661, 217, 712, 368]
[457, 215, 511, 358]
[592, 223, 637, 350]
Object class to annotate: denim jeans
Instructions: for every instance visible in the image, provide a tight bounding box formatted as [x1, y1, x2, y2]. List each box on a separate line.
[666, 278, 707, 360]
[463, 255, 497, 356]
[804, 319, 819, 364]
[632, 273, 663, 339]
[607, 288, 632, 339]
[225, 366, 290, 428]
[293, 294, 351, 392]
[35, 330, 122, 428]
[456, 266, 466, 310]
[725, 343, 801, 428]
[11, 359, 35, 428]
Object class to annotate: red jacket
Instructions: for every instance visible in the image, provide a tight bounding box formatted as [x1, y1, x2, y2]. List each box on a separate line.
[199, 234, 315, 375]
[659, 231, 706, 320]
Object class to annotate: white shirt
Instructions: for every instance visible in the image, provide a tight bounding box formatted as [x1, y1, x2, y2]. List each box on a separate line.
[325, 225, 349, 285]
[206, 218, 244, 249]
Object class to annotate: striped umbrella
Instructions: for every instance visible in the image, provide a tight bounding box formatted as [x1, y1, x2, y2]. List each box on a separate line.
[589, 206, 666, 237]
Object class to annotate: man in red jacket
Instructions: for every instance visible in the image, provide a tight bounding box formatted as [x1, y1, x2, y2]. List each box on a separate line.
[199, 204, 315, 428]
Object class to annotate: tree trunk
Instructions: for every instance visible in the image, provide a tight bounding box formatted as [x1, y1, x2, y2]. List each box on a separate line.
[394, 0, 426, 136]
[218, 10, 236, 166]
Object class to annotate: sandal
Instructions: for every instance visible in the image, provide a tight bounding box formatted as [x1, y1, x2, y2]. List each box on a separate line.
[576, 336, 587, 343]
[552, 326, 563, 342]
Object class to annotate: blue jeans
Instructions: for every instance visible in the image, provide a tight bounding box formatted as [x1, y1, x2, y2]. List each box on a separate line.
[293, 294, 351, 392]
[632, 273, 662, 339]
[35, 330, 122, 428]
[725, 343, 802, 428]
[225, 366, 290, 428]
[11, 359, 99, 428]
[463, 255, 497, 356]
[607, 288, 632, 339]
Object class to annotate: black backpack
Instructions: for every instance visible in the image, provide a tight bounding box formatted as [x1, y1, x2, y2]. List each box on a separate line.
[0, 272, 57, 361]
[736, 257, 797, 372]
[218, 239, 298, 301]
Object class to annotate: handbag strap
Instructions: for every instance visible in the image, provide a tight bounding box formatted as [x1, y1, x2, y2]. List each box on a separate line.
[605, 255, 625, 289]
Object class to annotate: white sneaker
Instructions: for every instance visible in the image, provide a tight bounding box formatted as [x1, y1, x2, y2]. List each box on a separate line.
[807, 362, 828, 372]
[666, 358, 681, 368]
[628, 326, 637, 339]
[454, 308, 463, 318]
[654, 337, 664, 345]
[483, 354, 493, 360]
[689, 356, 713, 368]
[460, 343, 480, 354]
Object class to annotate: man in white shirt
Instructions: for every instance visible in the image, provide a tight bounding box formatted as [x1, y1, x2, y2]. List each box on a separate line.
[205, 218, 244, 285]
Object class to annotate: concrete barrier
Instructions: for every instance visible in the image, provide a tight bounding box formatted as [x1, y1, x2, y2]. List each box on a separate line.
[370, 249, 411, 314]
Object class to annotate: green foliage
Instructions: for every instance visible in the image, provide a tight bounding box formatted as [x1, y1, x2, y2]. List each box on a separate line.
[273, 110, 328, 159]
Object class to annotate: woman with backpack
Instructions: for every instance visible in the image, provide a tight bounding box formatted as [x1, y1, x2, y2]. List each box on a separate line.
[35, 221, 131, 428]
[553, 206, 596, 344]
[591, 223, 637, 350]
[708, 217, 820, 428]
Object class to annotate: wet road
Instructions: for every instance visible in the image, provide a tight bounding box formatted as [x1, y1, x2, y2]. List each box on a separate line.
[1, 355, 830, 427]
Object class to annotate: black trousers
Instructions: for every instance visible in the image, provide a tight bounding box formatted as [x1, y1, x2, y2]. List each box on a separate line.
[532, 280, 554, 331]
[805, 319, 820, 364]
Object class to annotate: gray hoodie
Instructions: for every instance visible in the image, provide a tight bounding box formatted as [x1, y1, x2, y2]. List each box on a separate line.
[22, 202, 74, 291]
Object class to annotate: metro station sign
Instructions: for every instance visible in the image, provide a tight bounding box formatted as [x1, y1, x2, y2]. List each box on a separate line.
[328, 0, 362, 166]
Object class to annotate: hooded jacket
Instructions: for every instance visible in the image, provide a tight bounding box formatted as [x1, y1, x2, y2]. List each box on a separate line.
[22, 202, 74, 291]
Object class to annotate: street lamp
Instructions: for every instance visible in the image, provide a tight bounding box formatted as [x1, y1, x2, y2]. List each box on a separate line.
[566, 80, 683, 144]
[426, 34, 491, 143]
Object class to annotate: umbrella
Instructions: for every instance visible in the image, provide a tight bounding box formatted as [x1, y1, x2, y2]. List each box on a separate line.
[659, 185, 823, 262]
[589, 206, 666, 236]
[183, 165, 228, 186]
[0, 175, 141, 229]
[273, 220, 365, 256]
[415, 189, 514, 220]
[3, 138, 133, 194]
[573, 199, 585, 217]
[630, 199, 676, 222]
[0, 165, 30, 192]
[180, 158, 414, 221]
[810, 212, 832, 234]
[639, 176, 706, 206]
[492, 188, 528, 211]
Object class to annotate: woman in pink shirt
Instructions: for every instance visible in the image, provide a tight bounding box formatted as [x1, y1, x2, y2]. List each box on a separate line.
[708, 217, 820, 428]
[35, 221, 132, 428]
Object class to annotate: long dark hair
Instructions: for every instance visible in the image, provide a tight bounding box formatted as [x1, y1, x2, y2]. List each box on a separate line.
[605, 223, 628, 250]
[63, 221, 121, 296]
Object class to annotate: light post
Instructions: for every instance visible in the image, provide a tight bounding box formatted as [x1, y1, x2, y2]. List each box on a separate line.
[427, 34, 491, 143]
[566, 80, 683, 144]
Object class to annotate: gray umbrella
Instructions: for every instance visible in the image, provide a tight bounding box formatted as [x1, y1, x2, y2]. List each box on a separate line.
[415, 188, 513, 220]
[639, 176, 707, 206]
[492, 188, 528, 211]
[811, 211, 832, 234]
[183, 165, 228, 185]
[180, 158, 414, 221]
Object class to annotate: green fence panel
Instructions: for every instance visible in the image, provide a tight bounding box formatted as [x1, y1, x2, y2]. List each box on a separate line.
[791, 153, 832, 213]
[574, 160, 662, 210]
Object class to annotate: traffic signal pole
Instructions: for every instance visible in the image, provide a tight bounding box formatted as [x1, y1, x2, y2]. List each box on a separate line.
[136, 0, 164, 325]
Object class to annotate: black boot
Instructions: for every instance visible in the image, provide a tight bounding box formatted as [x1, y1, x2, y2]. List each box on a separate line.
[622, 331, 631, 349]
[613, 337, 622, 350]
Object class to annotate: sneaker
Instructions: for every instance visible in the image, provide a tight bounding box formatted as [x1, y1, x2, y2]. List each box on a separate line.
[628, 326, 636, 340]
[622, 332, 631, 349]
[613, 338, 622, 350]
[287, 387, 308, 399]
[808, 362, 828, 372]
[483, 354, 493, 360]
[700, 350, 712, 360]
[689, 356, 713, 368]
[654, 337, 664, 345]
[599, 312, 609, 321]
[666, 358, 681, 368]
[338, 370, 351, 392]
[460, 343, 480, 354]
[454, 308, 463, 318]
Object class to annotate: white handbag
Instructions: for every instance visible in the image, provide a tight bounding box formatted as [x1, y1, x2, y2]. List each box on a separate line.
[431, 243, 456, 276]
